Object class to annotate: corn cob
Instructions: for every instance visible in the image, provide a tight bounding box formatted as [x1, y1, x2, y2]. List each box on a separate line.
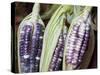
[48, 26, 67, 71]
[18, 23, 33, 73]
[18, 3, 45, 73]
[64, 7, 92, 69]
[29, 23, 44, 72]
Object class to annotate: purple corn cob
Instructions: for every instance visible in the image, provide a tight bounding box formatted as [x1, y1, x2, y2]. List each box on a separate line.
[19, 23, 44, 72]
[78, 21, 90, 64]
[29, 23, 44, 72]
[65, 15, 91, 68]
[19, 25, 32, 73]
[49, 29, 67, 71]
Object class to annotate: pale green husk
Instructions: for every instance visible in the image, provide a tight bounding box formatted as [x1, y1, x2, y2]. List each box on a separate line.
[40, 5, 72, 72]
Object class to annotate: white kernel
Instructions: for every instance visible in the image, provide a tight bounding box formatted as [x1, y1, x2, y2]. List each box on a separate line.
[71, 36, 76, 40]
[35, 56, 40, 60]
[39, 36, 43, 39]
[67, 56, 72, 59]
[83, 43, 87, 47]
[73, 26, 78, 30]
[58, 58, 62, 61]
[67, 53, 73, 57]
[74, 53, 78, 57]
[68, 50, 73, 53]
[78, 59, 81, 62]
[59, 38, 62, 42]
[25, 41, 28, 44]
[54, 54, 57, 57]
[70, 44, 74, 48]
[59, 53, 63, 57]
[25, 38, 28, 41]
[80, 50, 85, 54]
[81, 46, 85, 50]
[75, 46, 80, 51]
[73, 31, 77, 33]
[85, 34, 89, 37]
[26, 30, 29, 32]
[80, 23, 85, 27]
[27, 28, 31, 31]
[55, 47, 58, 50]
[77, 21, 81, 25]
[85, 27, 90, 30]
[84, 37, 88, 41]
[77, 39, 82, 42]
[77, 42, 82, 46]
[24, 47, 27, 50]
[72, 59, 77, 64]
[70, 38, 75, 42]
[69, 41, 74, 45]
[78, 32, 84, 36]
[75, 48, 80, 52]
[23, 54, 30, 59]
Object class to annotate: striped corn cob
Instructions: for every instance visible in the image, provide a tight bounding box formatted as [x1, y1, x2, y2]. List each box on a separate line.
[29, 23, 44, 72]
[49, 26, 67, 71]
[65, 13, 91, 69]
[19, 24, 33, 72]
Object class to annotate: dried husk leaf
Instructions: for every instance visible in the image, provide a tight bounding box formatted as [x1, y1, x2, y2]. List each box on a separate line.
[40, 14, 65, 72]
[39, 5, 72, 72]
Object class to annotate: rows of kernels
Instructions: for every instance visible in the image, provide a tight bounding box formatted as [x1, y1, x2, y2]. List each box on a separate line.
[71, 22, 86, 65]
[65, 14, 91, 68]
[19, 25, 32, 72]
[29, 23, 44, 72]
[78, 23, 90, 63]
[48, 32, 65, 71]
[65, 24, 79, 64]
